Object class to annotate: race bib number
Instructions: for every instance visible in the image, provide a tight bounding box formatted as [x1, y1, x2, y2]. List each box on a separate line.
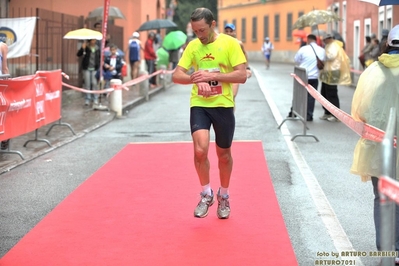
[198, 68, 222, 96]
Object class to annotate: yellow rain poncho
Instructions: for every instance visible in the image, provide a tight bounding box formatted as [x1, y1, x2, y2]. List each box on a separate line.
[351, 53, 399, 182]
[319, 40, 352, 86]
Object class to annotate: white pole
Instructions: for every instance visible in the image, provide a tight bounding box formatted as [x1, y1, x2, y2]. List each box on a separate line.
[110, 79, 123, 117]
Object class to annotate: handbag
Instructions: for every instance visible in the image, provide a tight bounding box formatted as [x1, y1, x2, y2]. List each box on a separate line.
[309, 44, 324, 70]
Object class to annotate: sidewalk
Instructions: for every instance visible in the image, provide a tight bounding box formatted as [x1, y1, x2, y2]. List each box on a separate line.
[0, 79, 167, 174]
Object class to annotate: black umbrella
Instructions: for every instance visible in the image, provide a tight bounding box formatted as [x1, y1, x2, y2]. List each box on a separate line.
[137, 19, 177, 32]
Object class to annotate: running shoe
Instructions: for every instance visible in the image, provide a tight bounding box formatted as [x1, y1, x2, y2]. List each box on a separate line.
[217, 189, 230, 219]
[194, 190, 214, 218]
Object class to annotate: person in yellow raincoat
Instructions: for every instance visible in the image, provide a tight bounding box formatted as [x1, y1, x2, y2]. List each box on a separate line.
[319, 33, 351, 122]
[351, 25, 399, 263]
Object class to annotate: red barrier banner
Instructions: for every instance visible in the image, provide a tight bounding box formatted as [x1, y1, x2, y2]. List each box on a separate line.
[379, 176, 399, 204]
[0, 69, 62, 141]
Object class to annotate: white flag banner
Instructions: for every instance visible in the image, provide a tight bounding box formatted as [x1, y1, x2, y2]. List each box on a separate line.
[0, 17, 37, 59]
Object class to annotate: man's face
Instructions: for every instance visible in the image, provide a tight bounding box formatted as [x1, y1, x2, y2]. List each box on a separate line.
[191, 18, 215, 44]
[224, 27, 235, 37]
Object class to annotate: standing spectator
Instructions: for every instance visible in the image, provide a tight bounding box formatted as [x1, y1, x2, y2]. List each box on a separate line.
[359, 36, 372, 69]
[154, 29, 162, 51]
[379, 28, 389, 55]
[319, 33, 351, 122]
[168, 48, 180, 70]
[367, 38, 380, 66]
[0, 41, 9, 150]
[128, 32, 143, 80]
[261, 37, 274, 69]
[77, 39, 101, 106]
[223, 23, 252, 107]
[144, 32, 157, 88]
[294, 34, 326, 122]
[103, 44, 124, 88]
[351, 25, 399, 264]
[172, 7, 247, 219]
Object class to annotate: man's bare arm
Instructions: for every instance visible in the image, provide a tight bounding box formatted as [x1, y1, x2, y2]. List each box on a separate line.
[172, 66, 192, 84]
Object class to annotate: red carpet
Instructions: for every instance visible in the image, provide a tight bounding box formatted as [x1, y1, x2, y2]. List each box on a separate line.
[1, 141, 297, 266]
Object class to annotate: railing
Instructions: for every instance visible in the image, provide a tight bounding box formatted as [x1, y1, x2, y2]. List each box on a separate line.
[278, 66, 318, 141]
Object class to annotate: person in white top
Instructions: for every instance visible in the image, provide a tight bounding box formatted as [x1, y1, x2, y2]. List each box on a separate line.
[293, 34, 325, 121]
[261, 37, 274, 69]
[128, 32, 144, 81]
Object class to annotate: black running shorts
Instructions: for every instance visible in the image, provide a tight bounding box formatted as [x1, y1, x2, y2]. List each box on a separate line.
[190, 107, 235, 149]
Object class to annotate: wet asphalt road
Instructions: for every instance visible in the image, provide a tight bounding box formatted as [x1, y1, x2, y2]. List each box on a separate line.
[0, 62, 382, 265]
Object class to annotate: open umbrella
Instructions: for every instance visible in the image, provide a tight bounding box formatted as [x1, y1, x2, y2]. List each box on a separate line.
[293, 10, 342, 30]
[359, 0, 399, 5]
[137, 19, 177, 32]
[88, 6, 126, 19]
[162, 31, 187, 50]
[63, 28, 103, 40]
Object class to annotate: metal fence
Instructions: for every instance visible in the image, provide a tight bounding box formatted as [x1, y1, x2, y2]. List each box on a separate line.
[1, 7, 124, 88]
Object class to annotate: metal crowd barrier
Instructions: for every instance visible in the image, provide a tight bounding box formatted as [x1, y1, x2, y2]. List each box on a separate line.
[278, 66, 318, 141]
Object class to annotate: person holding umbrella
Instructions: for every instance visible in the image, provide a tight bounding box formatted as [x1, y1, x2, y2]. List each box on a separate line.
[77, 39, 101, 106]
[162, 31, 188, 70]
[172, 7, 247, 219]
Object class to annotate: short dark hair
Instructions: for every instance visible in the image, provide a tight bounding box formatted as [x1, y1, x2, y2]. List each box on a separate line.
[365, 36, 371, 42]
[94, 22, 101, 28]
[307, 34, 317, 41]
[190, 7, 214, 26]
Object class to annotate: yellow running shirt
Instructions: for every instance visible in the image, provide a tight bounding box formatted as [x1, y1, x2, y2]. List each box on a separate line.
[178, 33, 246, 108]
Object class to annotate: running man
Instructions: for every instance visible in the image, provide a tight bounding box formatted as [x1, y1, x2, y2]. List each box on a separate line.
[261, 37, 274, 69]
[172, 7, 247, 219]
[223, 23, 252, 105]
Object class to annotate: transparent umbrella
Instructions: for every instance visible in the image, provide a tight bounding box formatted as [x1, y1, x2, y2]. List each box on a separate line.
[88, 6, 126, 19]
[292, 10, 342, 30]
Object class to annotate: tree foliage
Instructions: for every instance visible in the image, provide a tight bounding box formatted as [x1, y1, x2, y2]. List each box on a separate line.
[170, 0, 218, 34]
